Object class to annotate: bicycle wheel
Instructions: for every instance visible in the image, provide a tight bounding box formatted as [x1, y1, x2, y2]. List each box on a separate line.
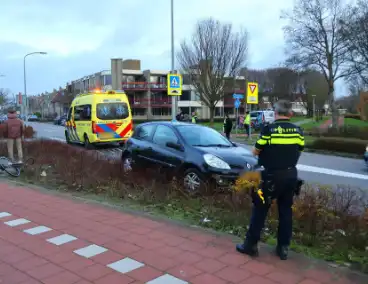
[0, 157, 21, 177]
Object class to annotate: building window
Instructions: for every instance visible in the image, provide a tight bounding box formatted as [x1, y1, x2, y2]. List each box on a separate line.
[224, 107, 234, 115]
[132, 108, 146, 116]
[152, 108, 172, 116]
[181, 91, 190, 101]
[105, 75, 112, 85]
[215, 107, 223, 117]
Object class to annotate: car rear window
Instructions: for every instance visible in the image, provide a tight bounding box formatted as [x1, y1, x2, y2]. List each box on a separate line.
[96, 103, 129, 120]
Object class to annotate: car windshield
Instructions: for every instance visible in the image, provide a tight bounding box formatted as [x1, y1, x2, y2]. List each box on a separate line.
[177, 125, 233, 147]
[96, 102, 129, 120]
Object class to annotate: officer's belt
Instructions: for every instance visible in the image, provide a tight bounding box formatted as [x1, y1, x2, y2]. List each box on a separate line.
[262, 167, 297, 176]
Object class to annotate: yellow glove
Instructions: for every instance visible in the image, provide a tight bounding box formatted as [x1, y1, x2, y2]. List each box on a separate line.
[257, 189, 265, 204]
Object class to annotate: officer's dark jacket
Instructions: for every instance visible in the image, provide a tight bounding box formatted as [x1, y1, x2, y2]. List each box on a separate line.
[255, 118, 304, 170]
[223, 117, 233, 132]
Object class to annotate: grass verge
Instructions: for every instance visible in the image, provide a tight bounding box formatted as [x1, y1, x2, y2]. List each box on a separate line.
[2, 139, 366, 274]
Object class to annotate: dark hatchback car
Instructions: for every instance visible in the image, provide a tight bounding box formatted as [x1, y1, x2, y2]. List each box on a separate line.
[121, 121, 259, 192]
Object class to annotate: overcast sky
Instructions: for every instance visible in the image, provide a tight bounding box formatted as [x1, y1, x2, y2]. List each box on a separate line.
[0, 0, 346, 97]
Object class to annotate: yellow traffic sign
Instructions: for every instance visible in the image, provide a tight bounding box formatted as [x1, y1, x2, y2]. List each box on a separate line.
[247, 82, 258, 104]
[167, 74, 182, 96]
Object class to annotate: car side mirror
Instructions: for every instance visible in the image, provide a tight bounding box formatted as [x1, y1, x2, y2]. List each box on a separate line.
[166, 141, 183, 151]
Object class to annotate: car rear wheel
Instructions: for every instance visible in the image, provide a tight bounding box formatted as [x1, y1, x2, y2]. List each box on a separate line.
[65, 131, 71, 144]
[183, 168, 206, 194]
[84, 134, 94, 150]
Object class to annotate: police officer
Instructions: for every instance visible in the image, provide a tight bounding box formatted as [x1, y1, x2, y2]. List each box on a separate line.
[191, 111, 198, 124]
[236, 100, 304, 260]
[243, 111, 250, 138]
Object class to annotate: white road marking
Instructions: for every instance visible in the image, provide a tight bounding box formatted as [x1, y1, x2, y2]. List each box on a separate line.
[49, 137, 65, 142]
[47, 234, 77, 245]
[0, 212, 11, 218]
[146, 274, 189, 284]
[107, 257, 145, 273]
[74, 244, 108, 258]
[297, 164, 368, 180]
[24, 226, 52, 235]
[5, 218, 30, 227]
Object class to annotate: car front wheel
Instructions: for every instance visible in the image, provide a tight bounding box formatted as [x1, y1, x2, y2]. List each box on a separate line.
[183, 168, 207, 194]
[122, 154, 133, 172]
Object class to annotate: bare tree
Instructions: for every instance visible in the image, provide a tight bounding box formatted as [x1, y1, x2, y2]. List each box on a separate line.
[281, 0, 351, 127]
[266, 67, 300, 102]
[177, 18, 248, 124]
[340, 0, 368, 85]
[299, 69, 329, 116]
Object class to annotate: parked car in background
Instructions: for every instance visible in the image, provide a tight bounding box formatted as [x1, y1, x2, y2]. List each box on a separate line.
[121, 121, 259, 193]
[250, 110, 275, 124]
[0, 115, 7, 124]
[54, 115, 67, 125]
[364, 145, 368, 168]
[27, 115, 39, 121]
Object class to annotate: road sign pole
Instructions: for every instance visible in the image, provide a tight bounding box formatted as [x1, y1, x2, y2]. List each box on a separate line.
[235, 107, 238, 135]
[248, 104, 252, 140]
[170, 0, 176, 121]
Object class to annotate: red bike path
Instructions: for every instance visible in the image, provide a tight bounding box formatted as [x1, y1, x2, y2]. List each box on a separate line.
[0, 182, 366, 284]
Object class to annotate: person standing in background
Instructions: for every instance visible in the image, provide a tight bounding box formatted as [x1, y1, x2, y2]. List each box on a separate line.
[191, 111, 198, 124]
[223, 113, 233, 140]
[4, 108, 24, 163]
[176, 109, 184, 121]
[243, 111, 250, 138]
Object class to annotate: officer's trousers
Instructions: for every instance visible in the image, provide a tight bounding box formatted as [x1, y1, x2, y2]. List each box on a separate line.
[245, 181, 295, 247]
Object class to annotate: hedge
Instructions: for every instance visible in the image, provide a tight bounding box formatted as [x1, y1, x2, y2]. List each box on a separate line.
[1, 139, 367, 273]
[345, 113, 362, 120]
[308, 137, 367, 154]
[309, 125, 368, 140]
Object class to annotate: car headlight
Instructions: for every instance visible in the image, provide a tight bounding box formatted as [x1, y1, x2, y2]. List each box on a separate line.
[203, 154, 231, 170]
[366, 146, 368, 152]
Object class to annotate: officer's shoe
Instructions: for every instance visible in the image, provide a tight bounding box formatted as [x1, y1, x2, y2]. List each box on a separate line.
[276, 245, 289, 260]
[236, 242, 259, 257]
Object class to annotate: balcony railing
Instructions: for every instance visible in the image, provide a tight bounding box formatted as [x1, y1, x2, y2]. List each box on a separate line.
[122, 82, 167, 91]
[129, 97, 172, 108]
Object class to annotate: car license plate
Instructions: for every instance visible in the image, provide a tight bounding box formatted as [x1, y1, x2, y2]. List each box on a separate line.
[99, 133, 114, 139]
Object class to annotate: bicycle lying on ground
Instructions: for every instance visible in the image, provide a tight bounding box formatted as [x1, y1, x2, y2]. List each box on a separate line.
[0, 157, 35, 177]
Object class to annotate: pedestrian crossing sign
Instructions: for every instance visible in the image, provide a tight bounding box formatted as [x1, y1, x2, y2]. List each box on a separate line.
[167, 74, 182, 96]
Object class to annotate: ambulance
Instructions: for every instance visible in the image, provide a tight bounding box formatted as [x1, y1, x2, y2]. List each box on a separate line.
[65, 89, 133, 149]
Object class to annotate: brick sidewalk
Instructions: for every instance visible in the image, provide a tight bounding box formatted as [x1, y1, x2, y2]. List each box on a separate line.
[0, 182, 366, 284]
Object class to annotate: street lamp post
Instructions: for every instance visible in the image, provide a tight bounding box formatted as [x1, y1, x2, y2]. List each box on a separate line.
[24, 52, 47, 121]
[170, 0, 176, 121]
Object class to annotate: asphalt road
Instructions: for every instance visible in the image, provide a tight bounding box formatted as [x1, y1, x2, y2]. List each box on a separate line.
[27, 122, 368, 189]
